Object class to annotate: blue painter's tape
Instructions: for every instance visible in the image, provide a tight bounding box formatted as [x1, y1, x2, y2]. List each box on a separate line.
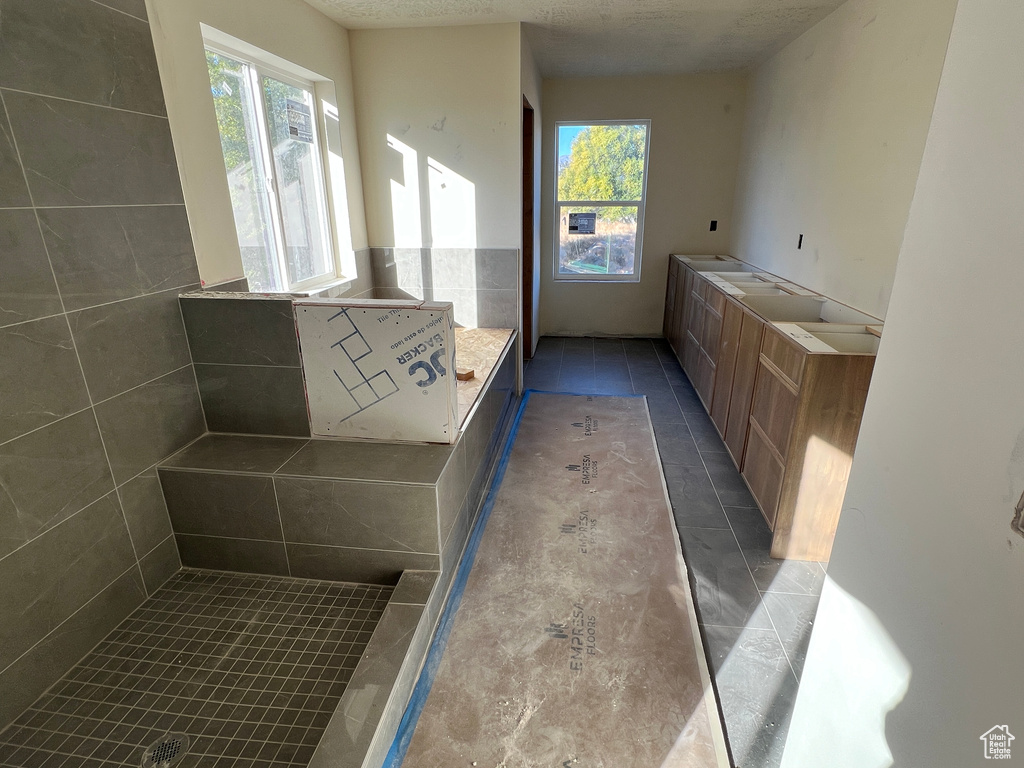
[381, 390, 532, 767]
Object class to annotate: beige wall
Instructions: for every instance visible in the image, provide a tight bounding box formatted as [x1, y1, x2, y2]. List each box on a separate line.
[539, 74, 747, 337]
[349, 24, 522, 250]
[146, 0, 368, 286]
[782, 0, 1024, 763]
[730, 0, 958, 319]
[520, 32, 542, 356]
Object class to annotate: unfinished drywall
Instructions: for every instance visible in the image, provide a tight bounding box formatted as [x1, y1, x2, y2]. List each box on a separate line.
[730, 0, 958, 319]
[521, 31, 542, 357]
[782, 0, 1024, 764]
[539, 74, 747, 337]
[349, 23, 521, 251]
[146, 0, 369, 286]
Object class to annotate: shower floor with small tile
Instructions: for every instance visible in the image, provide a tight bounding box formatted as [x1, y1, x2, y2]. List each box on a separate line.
[0, 570, 392, 768]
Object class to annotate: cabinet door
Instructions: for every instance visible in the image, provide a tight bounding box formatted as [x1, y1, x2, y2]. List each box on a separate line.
[686, 291, 705, 348]
[724, 309, 764, 467]
[742, 421, 785, 529]
[710, 298, 743, 435]
[749, 359, 800, 461]
[700, 303, 723, 361]
[695, 349, 716, 409]
[683, 332, 701, 380]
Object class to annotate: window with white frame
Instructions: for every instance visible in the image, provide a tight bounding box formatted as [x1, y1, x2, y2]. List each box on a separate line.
[205, 43, 337, 292]
[554, 121, 650, 281]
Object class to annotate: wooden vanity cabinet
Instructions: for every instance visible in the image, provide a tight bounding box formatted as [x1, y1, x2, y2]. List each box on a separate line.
[663, 256, 880, 562]
[742, 325, 875, 559]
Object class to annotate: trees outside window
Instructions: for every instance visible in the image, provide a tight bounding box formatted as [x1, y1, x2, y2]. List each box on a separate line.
[206, 46, 335, 292]
[555, 122, 650, 281]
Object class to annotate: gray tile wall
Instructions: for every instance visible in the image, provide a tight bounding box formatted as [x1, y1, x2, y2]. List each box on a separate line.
[157, 436, 449, 584]
[179, 295, 311, 437]
[370, 247, 519, 329]
[0, 0, 205, 729]
[155, 346, 520, 591]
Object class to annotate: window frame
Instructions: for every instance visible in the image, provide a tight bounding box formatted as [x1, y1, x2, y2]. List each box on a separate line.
[553, 119, 651, 283]
[204, 38, 340, 293]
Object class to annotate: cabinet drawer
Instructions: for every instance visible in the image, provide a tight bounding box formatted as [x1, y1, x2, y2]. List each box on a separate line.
[749, 360, 799, 459]
[742, 422, 785, 529]
[761, 327, 805, 388]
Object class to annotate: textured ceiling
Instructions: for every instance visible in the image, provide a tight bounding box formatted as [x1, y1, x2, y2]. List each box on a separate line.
[302, 0, 848, 77]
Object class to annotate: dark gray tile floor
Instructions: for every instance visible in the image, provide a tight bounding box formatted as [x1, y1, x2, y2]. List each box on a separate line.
[525, 336, 825, 768]
[0, 570, 392, 768]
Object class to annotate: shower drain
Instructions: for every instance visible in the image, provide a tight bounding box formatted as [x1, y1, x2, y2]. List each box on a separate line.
[141, 733, 190, 767]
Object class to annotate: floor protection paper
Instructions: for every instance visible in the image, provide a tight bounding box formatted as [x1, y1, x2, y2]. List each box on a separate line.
[399, 392, 729, 767]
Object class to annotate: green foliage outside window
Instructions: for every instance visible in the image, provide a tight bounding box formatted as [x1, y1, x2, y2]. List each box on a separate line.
[557, 124, 647, 222]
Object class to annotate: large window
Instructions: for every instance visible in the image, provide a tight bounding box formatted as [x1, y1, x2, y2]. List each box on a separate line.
[206, 44, 336, 292]
[555, 121, 650, 281]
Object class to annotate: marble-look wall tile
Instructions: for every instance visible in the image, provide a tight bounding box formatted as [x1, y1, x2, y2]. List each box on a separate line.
[179, 297, 300, 366]
[474, 249, 519, 291]
[159, 471, 283, 542]
[204, 277, 249, 292]
[161, 434, 307, 474]
[0, 95, 30, 208]
[427, 248, 519, 291]
[390, 570, 438, 606]
[175, 534, 290, 577]
[93, 0, 148, 21]
[0, 209, 62, 328]
[441, 494, 472, 577]
[0, 568, 145, 730]
[368, 247, 519, 328]
[117, 468, 173, 556]
[432, 287, 518, 329]
[69, 288, 195, 402]
[0, 0, 202, 730]
[275, 477, 439, 554]
[138, 535, 180, 596]
[436, 445, 468, 544]
[93, 367, 205, 485]
[40, 206, 199, 311]
[0, 409, 114, 560]
[0, 492, 135, 672]
[0, 0, 165, 115]
[276, 439, 451, 484]
[308, 603, 424, 768]
[286, 543, 438, 585]
[5, 92, 183, 206]
[194, 364, 309, 437]
[0, 315, 90, 444]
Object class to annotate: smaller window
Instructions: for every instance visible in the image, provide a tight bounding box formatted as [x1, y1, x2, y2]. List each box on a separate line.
[205, 44, 336, 292]
[554, 121, 651, 282]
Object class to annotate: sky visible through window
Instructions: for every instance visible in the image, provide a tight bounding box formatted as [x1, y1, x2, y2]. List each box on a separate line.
[558, 125, 586, 162]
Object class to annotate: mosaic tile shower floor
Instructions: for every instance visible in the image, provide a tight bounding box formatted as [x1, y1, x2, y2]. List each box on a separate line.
[0, 570, 392, 767]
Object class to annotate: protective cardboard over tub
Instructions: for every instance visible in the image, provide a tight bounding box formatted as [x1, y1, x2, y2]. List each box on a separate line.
[295, 299, 459, 443]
